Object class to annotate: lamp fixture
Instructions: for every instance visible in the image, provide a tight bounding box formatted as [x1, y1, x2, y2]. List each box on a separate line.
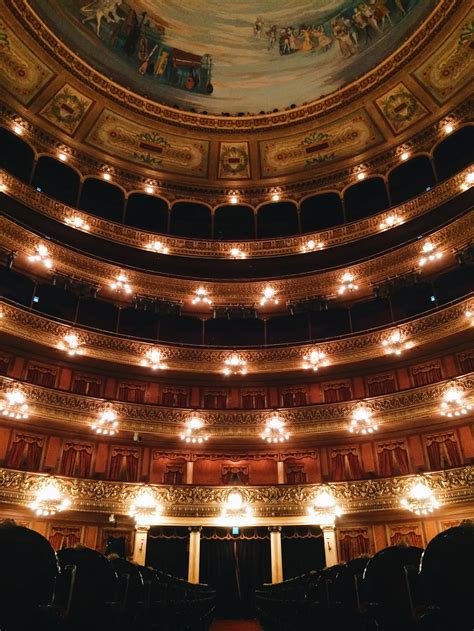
[260, 286, 279, 306]
[302, 349, 329, 371]
[129, 490, 163, 527]
[92, 410, 119, 435]
[440, 384, 472, 417]
[29, 482, 71, 517]
[58, 332, 84, 356]
[58, 151, 68, 162]
[141, 348, 167, 370]
[220, 490, 252, 526]
[261, 414, 290, 443]
[65, 214, 90, 231]
[180, 416, 209, 444]
[357, 171, 366, 181]
[466, 309, 474, 326]
[460, 171, 474, 191]
[348, 404, 378, 435]
[400, 480, 440, 516]
[0, 389, 29, 419]
[301, 239, 323, 253]
[444, 123, 454, 134]
[0, 181, 7, 192]
[223, 354, 248, 376]
[229, 247, 246, 259]
[308, 489, 342, 526]
[419, 241, 443, 267]
[381, 330, 413, 355]
[379, 214, 403, 231]
[145, 185, 154, 194]
[192, 287, 213, 306]
[102, 169, 112, 181]
[28, 244, 53, 269]
[146, 240, 169, 254]
[110, 273, 132, 294]
[13, 124, 23, 135]
[338, 271, 358, 295]
[400, 151, 410, 162]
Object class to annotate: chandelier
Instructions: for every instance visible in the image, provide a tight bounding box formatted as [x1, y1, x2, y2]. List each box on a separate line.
[129, 490, 162, 527]
[440, 384, 472, 417]
[65, 214, 90, 231]
[260, 286, 279, 306]
[302, 349, 329, 371]
[0, 389, 29, 419]
[381, 330, 413, 355]
[379, 214, 403, 230]
[465, 309, 473, 326]
[141, 348, 167, 370]
[400, 481, 440, 516]
[110, 273, 132, 294]
[220, 490, 252, 526]
[28, 244, 53, 270]
[223, 354, 248, 376]
[460, 170, 474, 191]
[180, 416, 209, 444]
[29, 482, 71, 517]
[308, 490, 342, 527]
[348, 405, 378, 435]
[229, 247, 246, 259]
[419, 241, 443, 267]
[58, 332, 84, 356]
[146, 240, 169, 254]
[192, 287, 212, 305]
[92, 410, 119, 435]
[261, 414, 290, 443]
[301, 239, 324, 253]
[338, 272, 358, 295]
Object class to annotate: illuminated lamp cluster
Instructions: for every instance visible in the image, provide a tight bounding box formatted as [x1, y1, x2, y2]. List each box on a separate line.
[223, 354, 248, 376]
[381, 330, 413, 355]
[229, 247, 246, 259]
[192, 287, 213, 305]
[302, 349, 329, 371]
[146, 240, 169, 254]
[260, 286, 279, 306]
[141, 348, 167, 370]
[439, 384, 472, 417]
[348, 405, 378, 435]
[308, 490, 342, 526]
[58, 332, 84, 356]
[261, 415, 290, 443]
[379, 214, 403, 231]
[220, 490, 252, 526]
[92, 410, 119, 436]
[0, 389, 29, 419]
[401, 481, 440, 516]
[129, 490, 162, 527]
[65, 214, 90, 231]
[180, 416, 209, 444]
[110, 273, 132, 294]
[460, 171, 474, 192]
[28, 244, 53, 269]
[30, 482, 71, 517]
[301, 239, 324, 253]
[419, 241, 443, 267]
[338, 272, 358, 295]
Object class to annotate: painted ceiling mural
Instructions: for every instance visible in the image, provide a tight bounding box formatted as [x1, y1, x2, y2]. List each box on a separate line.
[31, 0, 436, 115]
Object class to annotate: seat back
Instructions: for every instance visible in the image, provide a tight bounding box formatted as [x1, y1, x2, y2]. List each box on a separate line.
[109, 557, 144, 608]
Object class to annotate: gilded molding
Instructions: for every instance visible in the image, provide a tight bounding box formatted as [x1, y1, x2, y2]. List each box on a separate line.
[0, 213, 471, 304]
[0, 465, 472, 519]
[0, 169, 470, 259]
[0, 373, 471, 438]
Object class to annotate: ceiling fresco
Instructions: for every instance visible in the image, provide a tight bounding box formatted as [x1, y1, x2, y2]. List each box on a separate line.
[31, 0, 436, 115]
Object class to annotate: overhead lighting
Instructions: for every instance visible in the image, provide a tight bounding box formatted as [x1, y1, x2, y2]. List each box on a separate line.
[270, 188, 282, 202]
[58, 151, 68, 162]
[223, 354, 248, 376]
[192, 287, 213, 306]
[261, 414, 290, 443]
[302, 349, 329, 371]
[92, 410, 119, 435]
[379, 214, 403, 231]
[357, 171, 366, 181]
[460, 171, 474, 191]
[146, 240, 169, 254]
[338, 271, 358, 295]
[58, 332, 84, 356]
[0, 181, 7, 192]
[110, 273, 132, 294]
[220, 490, 252, 526]
[440, 384, 472, 417]
[65, 214, 90, 231]
[301, 239, 324, 253]
[13, 124, 23, 135]
[129, 490, 163, 527]
[102, 170, 111, 181]
[180, 416, 209, 444]
[381, 330, 413, 355]
[230, 247, 246, 259]
[229, 193, 239, 205]
[401, 481, 440, 516]
[141, 348, 167, 370]
[28, 244, 53, 270]
[466, 309, 474, 326]
[348, 404, 378, 435]
[260, 286, 279, 306]
[145, 185, 154, 195]
[0, 389, 29, 419]
[308, 490, 342, 526]
[444, 123, 454, 135]
[419, 241, 443, 267]
[29, 482, 71, 517]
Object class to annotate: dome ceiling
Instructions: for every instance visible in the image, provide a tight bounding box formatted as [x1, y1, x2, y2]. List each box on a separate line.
[33, 0, 435, 115]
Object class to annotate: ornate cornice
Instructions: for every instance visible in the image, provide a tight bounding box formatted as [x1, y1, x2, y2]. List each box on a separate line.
[0, 373, 471, 439]
[0, 213, 471, 304]
[0, 168, 470, 259]
[0, 465, 472, 520]
[4, 0, 461, 131]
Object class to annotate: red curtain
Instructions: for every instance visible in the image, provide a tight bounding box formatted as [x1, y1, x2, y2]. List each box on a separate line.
[378, 444, 410, 476]
[378, 448, 393, 477]
[7, 436, 43, 471]
[444, 437, 461, 467]
[427, 435, 461, 470]
[412, 366, 442, 386]
[395, 446, 410, 474]
[27, 367, 56, 387]
[110, 450, 139, 481]
[339, 530, 370, 562]
[49, 528, 81, 551]
[347, 451, 362, 479]
[163, 466, 185, 484]
[60, 445, 92, 477]
[426, 441, 441, 470]
[458, 355, 474, 372]
[331, 453, 346, 482]
[367, 376, 396, 396]
[390, 529, 423, 548]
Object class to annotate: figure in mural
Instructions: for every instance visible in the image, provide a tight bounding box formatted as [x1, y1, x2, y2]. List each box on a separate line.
[299, 25, 315, 52]
[80, 0, 122, 36]
[314, 25, 332, 51]
[266, 25, 277, 50]
[254, 17, 264, 39]
[332, 19, 357, 58]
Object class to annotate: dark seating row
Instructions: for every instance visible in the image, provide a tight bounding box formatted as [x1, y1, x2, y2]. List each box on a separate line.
[0, 522, 215, 631]
[255, 525, 474, 631]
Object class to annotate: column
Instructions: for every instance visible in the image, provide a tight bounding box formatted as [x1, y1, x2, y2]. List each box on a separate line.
[188, 526, 202, 584]
[322, 525, 339, 567]
[269, 526, 283, 583]
[132, 526, 149, 566]
[277, 461, 285, 484]
[186, 460, 194, 484]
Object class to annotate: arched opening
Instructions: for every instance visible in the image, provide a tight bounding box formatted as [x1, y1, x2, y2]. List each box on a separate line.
[300, 192, 344, 231]
[214, 205, 255, 240]
[433, 125, 474, 181]
[170, 202, 211, 238]
[257, 202, 299, 238]
[125, 193, 169, 232]
[79, 178, 125, 223]
[388, 156, 436, 205]
[344, 177, 389, 222]
[0, 127, 35, 182]
[32, 157, 80, 206]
